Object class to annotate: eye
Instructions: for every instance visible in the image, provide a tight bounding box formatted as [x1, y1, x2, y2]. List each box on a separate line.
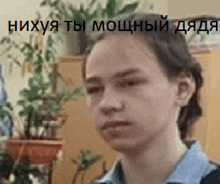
[86, 87, 101, 94]
[120, 80, 140, 87]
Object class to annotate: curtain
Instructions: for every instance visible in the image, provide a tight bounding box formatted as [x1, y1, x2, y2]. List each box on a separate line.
[0, 65, 11, 137]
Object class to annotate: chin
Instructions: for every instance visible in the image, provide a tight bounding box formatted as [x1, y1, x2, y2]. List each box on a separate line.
[107, 139, 137, 153]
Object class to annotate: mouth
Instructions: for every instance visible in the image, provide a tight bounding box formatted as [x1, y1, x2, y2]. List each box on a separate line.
[101, 121, 131, 130]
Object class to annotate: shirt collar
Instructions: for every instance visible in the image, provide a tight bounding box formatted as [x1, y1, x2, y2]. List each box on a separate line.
[165, 140, 216, 184]
[95, 140, 216, 184]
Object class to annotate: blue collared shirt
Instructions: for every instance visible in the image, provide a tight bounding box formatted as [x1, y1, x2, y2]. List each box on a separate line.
[94, 141, 217, 184]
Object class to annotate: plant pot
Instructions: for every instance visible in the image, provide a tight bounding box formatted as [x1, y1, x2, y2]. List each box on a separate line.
[64, 29, 87, 55]
[77, 30, 87, 54]
[6, 139, 63, 164]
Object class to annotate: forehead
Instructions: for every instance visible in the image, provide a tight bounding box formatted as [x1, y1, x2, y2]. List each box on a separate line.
[85, 34, 165, 82]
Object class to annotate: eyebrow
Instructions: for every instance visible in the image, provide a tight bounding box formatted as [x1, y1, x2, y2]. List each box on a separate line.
[85, 68, 142, 84]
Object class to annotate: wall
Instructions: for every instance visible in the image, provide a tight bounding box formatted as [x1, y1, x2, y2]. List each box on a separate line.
[168, 0, 220, 19]
[192, 51, 220, 163]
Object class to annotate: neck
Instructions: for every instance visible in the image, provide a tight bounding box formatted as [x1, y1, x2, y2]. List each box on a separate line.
[119, 124, 187, 184]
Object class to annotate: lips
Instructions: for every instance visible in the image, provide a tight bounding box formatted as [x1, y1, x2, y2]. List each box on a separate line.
[101, 121, 131, 130]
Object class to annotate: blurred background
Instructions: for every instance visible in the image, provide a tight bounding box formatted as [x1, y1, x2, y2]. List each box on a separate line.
[0, 0, 220, 184]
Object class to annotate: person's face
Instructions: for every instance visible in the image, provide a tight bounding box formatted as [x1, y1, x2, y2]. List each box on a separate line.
[84, 35, 181, 152]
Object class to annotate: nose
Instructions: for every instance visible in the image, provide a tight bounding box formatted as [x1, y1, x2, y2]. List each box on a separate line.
[99, 89, 124, 115]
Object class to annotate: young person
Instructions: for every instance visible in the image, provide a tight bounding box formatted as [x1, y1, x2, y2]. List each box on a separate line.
[82, 13, 220, 184]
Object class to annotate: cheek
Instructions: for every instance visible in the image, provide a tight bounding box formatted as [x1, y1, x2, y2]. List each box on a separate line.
[131, 87, 176, 127]
[88, 98, 102, 126]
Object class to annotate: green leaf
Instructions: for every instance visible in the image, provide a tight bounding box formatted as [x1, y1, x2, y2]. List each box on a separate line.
[61, 3, 66, 11]
[0, 37, 8, 44]
[69, 5, 86, 23]
[31, 86, 40, 93]
[24, 51, 34, 62]
[56, 5, 64, 15]
[55, 13, 62, 21]
[47, 35, 53, 47]
[50, 101, 60, 113]
[45, 49, 51, 62]
[19, 88, 29, 97]
[74, 11, 87, 24]
[17, 100, 25, 106]
[48, 11, 54, 19]
[116, 2, 139, 16]
[13, 58, 21, 67]
[34, 65, 43, 74]
[4, 102, 13, 110]
[9, 29, 14, 35]
[105, 0, 116, 18]
[28, 78, 35, 88]
[101, 9, 106, 18]
[0, 110, 9, 119]
[27, 91, 39, 102]
[89, 0, 96, 7]
[73, 87, 84, 96]
[26, 105, 34, 112]
[19, 111, 26, 117]
[20, 44, 25, 52]
[6, 37, 11, 43]
[39, 0, 47, 6]
[52, 0, 59, 6]
[24, 43, 34, 52]
[37, 53, 44, 63]
[79, 4, 84, 13]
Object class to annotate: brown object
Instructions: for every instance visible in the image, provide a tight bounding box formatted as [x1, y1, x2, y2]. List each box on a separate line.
[21, 62, 34, 76]
[59, 55, 83, 63]
[6, 139, 63, 164]
[192, 51, 220, 162]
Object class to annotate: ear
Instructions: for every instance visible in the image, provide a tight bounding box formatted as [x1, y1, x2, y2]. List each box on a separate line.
[175, 72, 196, 107]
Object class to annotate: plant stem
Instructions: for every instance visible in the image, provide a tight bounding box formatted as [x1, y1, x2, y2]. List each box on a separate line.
[26, 110, 33, 139]
[80, 170, 86, 184]
[72, 167, 82, 184]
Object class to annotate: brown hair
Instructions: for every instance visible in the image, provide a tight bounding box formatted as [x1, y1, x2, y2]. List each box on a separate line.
[82, 13, 203, 140]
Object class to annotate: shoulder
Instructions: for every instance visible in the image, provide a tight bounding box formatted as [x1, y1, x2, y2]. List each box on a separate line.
[86, 172, 108, 184]
[200, 169, 220, 184]
[86, 160, 120, 184]
[199, 160, 220, 184]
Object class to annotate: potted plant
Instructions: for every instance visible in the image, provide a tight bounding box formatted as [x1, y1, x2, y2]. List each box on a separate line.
[0, 17, 84, 166]
[70, 150, 104, 184]
[0, 151, 49, 184]
[0, 147, 14, 183]
[39, 0, 139, 54]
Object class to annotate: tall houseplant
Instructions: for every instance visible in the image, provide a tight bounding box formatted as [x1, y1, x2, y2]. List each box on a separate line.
[0, 19, 84, 167]
[70, 150, 103, 184]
